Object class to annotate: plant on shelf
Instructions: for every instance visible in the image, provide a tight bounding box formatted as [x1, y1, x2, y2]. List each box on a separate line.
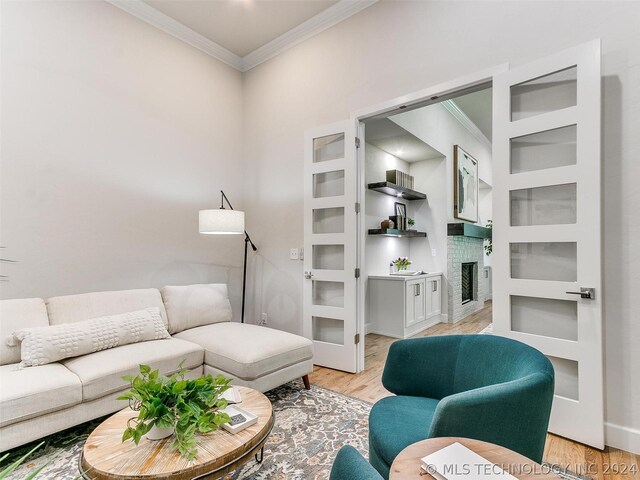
[118, 362, 232, 460]
[407, 217, 415, 230]
[484, 220, 493, 256]
[392, 257, 412, 271]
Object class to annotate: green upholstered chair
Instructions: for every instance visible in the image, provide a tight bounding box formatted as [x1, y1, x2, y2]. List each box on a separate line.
[330, 445, 384, 480]
[368, 334, 554, 479]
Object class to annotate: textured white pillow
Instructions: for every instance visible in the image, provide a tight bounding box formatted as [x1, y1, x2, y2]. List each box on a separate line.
[9, 307, 170, 367]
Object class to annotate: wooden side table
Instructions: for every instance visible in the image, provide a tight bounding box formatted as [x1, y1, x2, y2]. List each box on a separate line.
[390, 437, 561, 479]
[80, 386, 273, 480]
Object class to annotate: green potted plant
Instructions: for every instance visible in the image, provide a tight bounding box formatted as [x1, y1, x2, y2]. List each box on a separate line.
[484, 220, 492, 256]
[118, 363, 232, 460]
[407, 217, 415, 231]
[392, 256, 412, 271]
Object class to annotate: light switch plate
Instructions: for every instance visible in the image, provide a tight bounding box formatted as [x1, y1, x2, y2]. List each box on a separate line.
[431, 249, 437, 257]
[290, 248, 299, 260]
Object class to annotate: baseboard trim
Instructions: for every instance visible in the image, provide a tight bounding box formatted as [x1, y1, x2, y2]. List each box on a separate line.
[605, 422, 640, 454]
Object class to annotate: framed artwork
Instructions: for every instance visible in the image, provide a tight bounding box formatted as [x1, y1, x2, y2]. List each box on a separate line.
[453, 145, 479, 223]
[394, 202, 406, 218]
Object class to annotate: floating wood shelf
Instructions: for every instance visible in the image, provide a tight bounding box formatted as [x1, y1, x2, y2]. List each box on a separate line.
[368, 229, 427, 238]
[367, 182, 427, 200]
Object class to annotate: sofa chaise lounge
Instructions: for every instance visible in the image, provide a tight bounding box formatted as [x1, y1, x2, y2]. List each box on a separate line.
[0, 283, 313, 452]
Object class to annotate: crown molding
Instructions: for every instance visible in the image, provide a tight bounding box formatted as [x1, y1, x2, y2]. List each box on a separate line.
[106, 0, 378, 72]
[241, 0, 379, 72]
[106, 0, 243, 70]
[441, 99, 492, 150]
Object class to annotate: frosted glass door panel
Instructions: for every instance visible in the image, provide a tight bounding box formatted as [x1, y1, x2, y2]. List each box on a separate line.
[312, 244, 344, 270]
[511, 295, 578, 341]
[312, 317, 344, 345]
[313, 281, 344, 308]
[313, 133, 345, 163]
[511, 66, 577, 121]
[548, 356, 579, 400]
[511, 242, 577, 281]
[313, 207, 344, 234]
[314, 170, 345, 198]
[511, 184, 577, 226]
[511, 125, 577, 174]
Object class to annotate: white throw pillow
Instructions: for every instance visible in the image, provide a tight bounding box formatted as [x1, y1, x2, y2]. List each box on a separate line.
[161, 284, 233, 334]
[9, 307, 170, 367]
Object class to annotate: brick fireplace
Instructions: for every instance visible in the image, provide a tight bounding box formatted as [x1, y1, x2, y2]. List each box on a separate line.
[447, 225, 489, 323]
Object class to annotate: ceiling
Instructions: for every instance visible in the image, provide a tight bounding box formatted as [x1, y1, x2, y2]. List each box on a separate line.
[142, 0, 338, 57]
[450, 88, 493, 140]
[365, 118, 444, 163]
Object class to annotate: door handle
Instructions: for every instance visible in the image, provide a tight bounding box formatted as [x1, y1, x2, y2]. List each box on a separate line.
[304, 271, 313, 279]
[414, 284, 420, 296]
[432, 281, 437, 292]
[566, 287, 595, 299]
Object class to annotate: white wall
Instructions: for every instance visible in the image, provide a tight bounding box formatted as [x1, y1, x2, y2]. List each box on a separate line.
[0, 1, 246, 319]
[364, 143, 411, 275]
[242, 1, 640, 451]
[391, 104, 492, 222]
[408, 157, 447, 277]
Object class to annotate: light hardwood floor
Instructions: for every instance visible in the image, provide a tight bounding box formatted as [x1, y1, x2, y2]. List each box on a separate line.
[309, 302, 640, 479]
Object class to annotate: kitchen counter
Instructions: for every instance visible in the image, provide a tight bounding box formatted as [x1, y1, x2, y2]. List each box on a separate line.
[368, 271, 443, 281]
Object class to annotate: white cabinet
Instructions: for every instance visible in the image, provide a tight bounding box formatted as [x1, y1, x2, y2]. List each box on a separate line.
[368, 273, 443, 339]
[429, 276, 441, 317]
[405, 278, 426, 327]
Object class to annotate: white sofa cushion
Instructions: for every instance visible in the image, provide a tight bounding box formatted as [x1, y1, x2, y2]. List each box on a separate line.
[160, 284, 233, 334]
[11, 308, 170, 367]
[0, 363, 82, 427]
[62, 338, 204, 401]
[0, 298, 49, 366]
[46, 288, 169, 328]
[173, 323, 313, 381]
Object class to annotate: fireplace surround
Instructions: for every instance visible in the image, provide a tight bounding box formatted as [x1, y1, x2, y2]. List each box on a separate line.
[447, 234, 488, 323]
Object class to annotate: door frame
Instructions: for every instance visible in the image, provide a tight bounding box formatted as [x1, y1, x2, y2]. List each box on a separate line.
[349, 63, 509, 372]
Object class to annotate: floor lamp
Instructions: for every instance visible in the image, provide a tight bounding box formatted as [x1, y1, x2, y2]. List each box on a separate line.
[199, 191, 257, 323]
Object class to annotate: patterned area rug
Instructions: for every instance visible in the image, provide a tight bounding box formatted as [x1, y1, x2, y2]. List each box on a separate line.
[2, 381, 369, 480]
[2, 380, 590, 480]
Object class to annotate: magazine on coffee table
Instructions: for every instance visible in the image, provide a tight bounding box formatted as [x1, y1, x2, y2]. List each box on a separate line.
[420, 442, 518, 480]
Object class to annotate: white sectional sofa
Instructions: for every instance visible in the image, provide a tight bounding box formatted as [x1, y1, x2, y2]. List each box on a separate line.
[0, 284, 313, 452]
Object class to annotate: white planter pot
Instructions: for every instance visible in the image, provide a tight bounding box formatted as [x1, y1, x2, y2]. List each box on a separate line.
[146, 424, 174, 441]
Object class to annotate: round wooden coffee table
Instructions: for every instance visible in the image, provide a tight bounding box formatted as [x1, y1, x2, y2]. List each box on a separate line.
[80, 386, 274, 480]
[390, 437, 561, 479]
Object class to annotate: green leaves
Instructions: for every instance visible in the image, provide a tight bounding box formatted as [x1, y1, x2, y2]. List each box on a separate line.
[118, 362, 232, 460]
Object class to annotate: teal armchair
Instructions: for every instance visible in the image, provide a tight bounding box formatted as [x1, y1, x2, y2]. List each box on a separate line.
[369, 335, 554, 479]
[330, 446, 384, 480]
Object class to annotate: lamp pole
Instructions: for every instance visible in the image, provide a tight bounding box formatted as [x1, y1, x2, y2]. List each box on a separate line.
[220, 190, 257, 323]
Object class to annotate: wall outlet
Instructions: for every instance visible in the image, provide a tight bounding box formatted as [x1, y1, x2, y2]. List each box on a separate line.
[289, 248, 299, 260]
[260, 313, 268, 326]
[431, 248, 437, 257]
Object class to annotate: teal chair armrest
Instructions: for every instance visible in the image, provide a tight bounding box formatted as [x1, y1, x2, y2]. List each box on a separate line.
[330, 446, 384, 480]
[428, 372, 554, 463]
[381, 337, 464, 399]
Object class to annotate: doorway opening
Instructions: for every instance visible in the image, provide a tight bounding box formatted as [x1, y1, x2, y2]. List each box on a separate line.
[359, 84, 494, 369]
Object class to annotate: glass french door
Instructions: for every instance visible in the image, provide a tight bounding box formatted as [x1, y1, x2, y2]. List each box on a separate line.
[493, 39, 604, 448]
[303, 121, 358, 373]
